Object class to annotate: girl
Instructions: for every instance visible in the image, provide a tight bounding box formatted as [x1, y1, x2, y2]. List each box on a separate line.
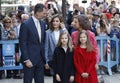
[45, 14, 67, 75]
[74, 30, 98, 83]
[71, 15, 99, 68]
[51, 31, 75, 83]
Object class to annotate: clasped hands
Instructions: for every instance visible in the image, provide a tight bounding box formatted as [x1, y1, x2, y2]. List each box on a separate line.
[81, 72, 89, 78]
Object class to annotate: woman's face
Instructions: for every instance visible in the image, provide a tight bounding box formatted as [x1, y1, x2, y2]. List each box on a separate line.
[111, 8, 117, 14]
[71, 18, 80, 30]
[79, 33, 87, 45]
[4, 20, 12, 28]
[87, 8, 93, 14]
[52, 17, 61, 29]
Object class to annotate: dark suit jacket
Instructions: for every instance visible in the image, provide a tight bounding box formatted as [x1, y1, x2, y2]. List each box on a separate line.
[19, 17, 46, 66]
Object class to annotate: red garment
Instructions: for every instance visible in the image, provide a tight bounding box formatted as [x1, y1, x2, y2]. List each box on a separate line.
[74, 46, 98, 83]
[71, 30, 99, 63]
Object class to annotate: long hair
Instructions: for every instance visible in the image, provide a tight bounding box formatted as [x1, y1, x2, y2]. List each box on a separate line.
[77, 30, 94, 52]
[50, 14, 64, 31]
[57, 31, 73, 52]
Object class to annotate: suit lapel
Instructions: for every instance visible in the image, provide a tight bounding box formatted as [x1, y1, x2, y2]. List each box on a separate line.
[29, 17, 39, 41]
[40, 20, 44, 42]
[51, 31, 57, 45]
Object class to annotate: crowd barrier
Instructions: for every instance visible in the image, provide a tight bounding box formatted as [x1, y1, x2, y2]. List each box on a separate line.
[0, 37, 119, 75]
[96, 36, 120, 75]
[0, 40, 23, 70]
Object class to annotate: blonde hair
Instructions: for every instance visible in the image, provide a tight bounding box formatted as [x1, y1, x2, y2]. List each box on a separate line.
[57, 31, 73, 52]
[77, 30, 94, 52]
[3, 16, 12, 23]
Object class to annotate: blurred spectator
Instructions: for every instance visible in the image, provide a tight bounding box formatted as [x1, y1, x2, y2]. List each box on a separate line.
[2, 16, 15, 78]
[91, 10, 100, 35]
[18, 6, 25, 14]
[79, 6, 85, 14]
[86, 7, 94, 15]
[96, 13, 111, 61]
[2, 16, 15, 40]
[72, 3, 80, 15]
[109, 19, 120, 60]
[89, 0, 100, 9]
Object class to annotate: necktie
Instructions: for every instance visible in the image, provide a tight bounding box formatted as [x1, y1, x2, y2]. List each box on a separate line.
[37, 21, 41, 42]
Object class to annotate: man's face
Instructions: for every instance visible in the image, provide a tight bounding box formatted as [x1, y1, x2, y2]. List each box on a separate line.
[37, 8, 47, 19]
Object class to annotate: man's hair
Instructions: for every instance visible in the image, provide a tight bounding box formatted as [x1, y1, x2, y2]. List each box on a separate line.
[34, 3, 46, 14]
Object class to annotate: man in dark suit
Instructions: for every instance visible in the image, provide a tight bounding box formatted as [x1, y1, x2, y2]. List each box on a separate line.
[19, 3, 47, 83]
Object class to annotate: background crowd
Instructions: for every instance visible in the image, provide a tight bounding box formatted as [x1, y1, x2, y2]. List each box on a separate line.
[0, 0, 120, 83]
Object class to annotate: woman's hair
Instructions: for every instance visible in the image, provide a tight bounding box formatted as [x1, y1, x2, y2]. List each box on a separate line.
[3, 16, 12, 23]
[50, 14, 64, 31]
[77, 30, 94, 52]
[99, 13, 108, 32]
[57, 31, 73, 52]
[72, 15, 91, 30]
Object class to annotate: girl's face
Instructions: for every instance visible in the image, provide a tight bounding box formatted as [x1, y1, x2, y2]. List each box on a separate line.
[79, 33, 87, 45]
[52, 17, 61, 29]
[61, 34, 68, 46]
[71, 18, 80, 30]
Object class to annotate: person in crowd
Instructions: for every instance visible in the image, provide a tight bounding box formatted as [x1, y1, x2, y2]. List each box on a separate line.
[51, 31, 75, 83]
[96, 13, 111, 61]
[2, 16, 15, 78]
[45, 14, 67, 76]
[79, 6, 85, 14]
[91, 10, 100, 36]
[9, 12, 22, 78]
[74, 30, 98, 83]
[71, 15, 99, 68]
[109, 19, 120, 61]
[86, 7, 94, 15]
[19, 3, 47, 83]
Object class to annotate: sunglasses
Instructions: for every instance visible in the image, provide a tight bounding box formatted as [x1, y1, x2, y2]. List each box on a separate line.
[5, 21, 11, 23]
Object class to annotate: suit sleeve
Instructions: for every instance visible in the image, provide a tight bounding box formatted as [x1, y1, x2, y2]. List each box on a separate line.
[19, 23, 29, 62]
[45, 31, 49, 63]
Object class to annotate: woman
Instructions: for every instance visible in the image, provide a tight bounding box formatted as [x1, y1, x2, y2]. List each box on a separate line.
[2, 16, 15, 78]
[71, 15, 99, 67]
[45, 14, 67, 76]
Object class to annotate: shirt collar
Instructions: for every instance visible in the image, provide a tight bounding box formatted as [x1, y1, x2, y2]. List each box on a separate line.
[32, 15, 39, 22]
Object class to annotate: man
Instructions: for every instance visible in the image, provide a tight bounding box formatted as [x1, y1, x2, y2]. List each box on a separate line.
[19, 3, 47, 83]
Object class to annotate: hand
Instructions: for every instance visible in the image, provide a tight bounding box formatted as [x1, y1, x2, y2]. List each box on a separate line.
[60, 22, 66, 29]
[45, 64, 50, 69]
[56, 74, 61, 82]
[95, 64, 99, 70]
[15, 53, 20, 62]
[69, 76, 74, 82]
[25, 60, 33, 68]
[81, 73, 89, 78]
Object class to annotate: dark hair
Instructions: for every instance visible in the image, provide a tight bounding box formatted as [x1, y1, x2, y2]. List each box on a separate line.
[50, 14, 64, 31]
[34, 3, 46, 14]
[73, 15, 91, 30]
